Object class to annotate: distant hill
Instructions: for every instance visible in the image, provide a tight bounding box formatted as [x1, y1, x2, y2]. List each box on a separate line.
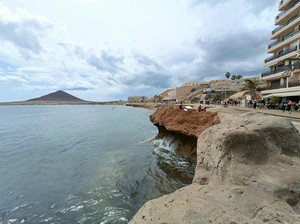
[27, 90, 84, 102]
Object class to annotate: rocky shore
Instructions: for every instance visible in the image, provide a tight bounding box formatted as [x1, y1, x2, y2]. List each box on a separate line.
[130, 107, 300, 223]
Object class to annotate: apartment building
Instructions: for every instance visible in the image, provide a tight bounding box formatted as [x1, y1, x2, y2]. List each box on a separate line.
[260, 0, 300, 100]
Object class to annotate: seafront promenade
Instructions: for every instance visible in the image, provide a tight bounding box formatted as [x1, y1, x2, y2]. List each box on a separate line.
[206, 104, 300, 131]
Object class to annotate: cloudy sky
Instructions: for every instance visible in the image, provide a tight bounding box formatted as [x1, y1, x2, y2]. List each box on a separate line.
[0, 0, 278, 102]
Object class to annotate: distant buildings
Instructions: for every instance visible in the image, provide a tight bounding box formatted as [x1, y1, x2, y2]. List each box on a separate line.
[260, 0, 300, 99]
[127, 77, 258, 104]
[127, 96, 148, 103]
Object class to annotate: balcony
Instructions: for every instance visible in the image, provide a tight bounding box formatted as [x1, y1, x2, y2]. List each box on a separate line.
[289, 80, 300, 87]
[268, 28, 300, 49]
[279, 0, 292, 11]
[275, 0, 300, 25]
[264, 45, 298, 63]
[261, 67, 289, 77]
[271, 13, 300, 37]
[259, 84, 286, 91]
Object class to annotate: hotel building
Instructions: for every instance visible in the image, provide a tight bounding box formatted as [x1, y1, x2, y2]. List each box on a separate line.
[260, 0, 300, 100]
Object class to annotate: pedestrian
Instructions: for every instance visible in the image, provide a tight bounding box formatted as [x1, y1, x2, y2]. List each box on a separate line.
[179, 103, 183, 110]
[287, 99, 293, 114]
[253, 101, 257, 109]
[198, 104, 202, 112]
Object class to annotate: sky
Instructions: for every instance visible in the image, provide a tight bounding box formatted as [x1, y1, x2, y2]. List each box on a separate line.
[0, 0, 279, 102]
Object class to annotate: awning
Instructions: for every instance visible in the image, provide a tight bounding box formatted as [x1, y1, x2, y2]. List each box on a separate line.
[228, 90, 248, 100]
[263, 91, 300, 98]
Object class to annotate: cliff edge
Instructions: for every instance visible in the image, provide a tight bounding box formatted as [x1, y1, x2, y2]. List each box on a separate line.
[149, 107, 219, 161]
[130, 109, 300, 223]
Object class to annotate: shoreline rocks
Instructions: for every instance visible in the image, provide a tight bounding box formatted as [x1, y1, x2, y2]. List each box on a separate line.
[130, 108, 300, 223]
[149, 107, 219, 161]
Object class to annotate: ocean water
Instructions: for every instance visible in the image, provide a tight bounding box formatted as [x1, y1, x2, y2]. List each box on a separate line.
[0, 105, 195, 224]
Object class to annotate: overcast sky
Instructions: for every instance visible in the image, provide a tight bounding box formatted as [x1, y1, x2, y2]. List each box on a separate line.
[0, 0, 278, 102]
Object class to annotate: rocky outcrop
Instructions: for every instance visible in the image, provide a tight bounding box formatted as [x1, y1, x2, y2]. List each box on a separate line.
[149, 107, 219, 161]
[130, 110, 300, 223]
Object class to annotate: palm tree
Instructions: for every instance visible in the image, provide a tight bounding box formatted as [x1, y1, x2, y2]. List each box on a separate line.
[224, 72, 231, 99]
[225, 72, 231, 80]
[236, 74, 243, 79]
[231, 75, 237, 80]
[240, 79, 260, 99]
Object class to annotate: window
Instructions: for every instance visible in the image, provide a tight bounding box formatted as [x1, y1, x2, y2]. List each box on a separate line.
[275, 64, 284, 71]
[282, 31, 293, 41]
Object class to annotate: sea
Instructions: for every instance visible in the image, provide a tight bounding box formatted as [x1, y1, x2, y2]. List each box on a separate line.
[0, 105, 196, 224]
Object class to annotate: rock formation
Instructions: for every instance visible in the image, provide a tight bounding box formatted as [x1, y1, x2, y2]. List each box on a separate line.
[149, 107, 219, 161]
[130, 109, 300, 223]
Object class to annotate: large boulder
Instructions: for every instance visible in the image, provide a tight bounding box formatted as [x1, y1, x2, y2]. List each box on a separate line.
[130, 111, 300, 223]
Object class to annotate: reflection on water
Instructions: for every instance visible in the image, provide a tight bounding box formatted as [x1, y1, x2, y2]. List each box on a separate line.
[0, 105, 196, 224]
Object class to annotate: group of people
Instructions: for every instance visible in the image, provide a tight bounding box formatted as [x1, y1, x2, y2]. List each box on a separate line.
[197, 104, 206, 112]
[282, 99, 300, 114]
[178, 103, 206, 112]
[247, 100, 263, 109]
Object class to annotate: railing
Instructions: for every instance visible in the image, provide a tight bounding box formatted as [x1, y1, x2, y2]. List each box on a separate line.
[261, 67, 289, 77]
[269, 28, 300, 49]
[272, 13, 300, 35]
[276, 0, 300, 20]
[259, 84, 286, 91]
[289, 80, 300, 87]
[280, 0, 292, 5]
[265, 45, 298, 63]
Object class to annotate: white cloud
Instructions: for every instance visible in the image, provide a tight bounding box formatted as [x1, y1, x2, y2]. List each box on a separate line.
[0, 75, 27, 83]
[0, 0, 279, 101]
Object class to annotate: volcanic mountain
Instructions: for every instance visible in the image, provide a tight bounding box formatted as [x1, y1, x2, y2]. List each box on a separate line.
[27, 90, 85, 102]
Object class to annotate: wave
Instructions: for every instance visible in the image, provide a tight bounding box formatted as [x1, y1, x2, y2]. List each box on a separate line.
[152, 137, 196, 185]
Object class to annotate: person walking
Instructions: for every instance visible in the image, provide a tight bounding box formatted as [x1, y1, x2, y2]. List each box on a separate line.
[287, 99, 293, 114]
[198, 104, 202, 112]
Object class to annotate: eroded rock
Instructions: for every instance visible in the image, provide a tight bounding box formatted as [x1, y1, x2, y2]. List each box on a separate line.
[149, 107, 219, 161]
[130, 110, 300, 223]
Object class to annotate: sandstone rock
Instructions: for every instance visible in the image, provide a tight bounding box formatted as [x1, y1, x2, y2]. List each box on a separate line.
[130, 110, 300, 223]
[149, 107, 219, 137]
[149, 107, 219, 161]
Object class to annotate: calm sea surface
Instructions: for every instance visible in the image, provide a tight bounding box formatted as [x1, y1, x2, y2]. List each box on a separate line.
[0, 105, 195, 224]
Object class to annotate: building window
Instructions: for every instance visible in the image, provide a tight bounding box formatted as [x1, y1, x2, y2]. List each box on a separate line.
[275, 64, 284, 71]
[282, 31, 293, 41]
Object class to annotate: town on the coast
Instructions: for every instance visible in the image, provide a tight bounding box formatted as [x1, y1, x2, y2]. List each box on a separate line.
[130, 2, 300, 223]
[128, 0, 300, 112]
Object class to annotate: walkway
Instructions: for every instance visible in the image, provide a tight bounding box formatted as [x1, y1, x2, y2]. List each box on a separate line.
[208, 105, 300, 132]
[233, 106, 300, 122]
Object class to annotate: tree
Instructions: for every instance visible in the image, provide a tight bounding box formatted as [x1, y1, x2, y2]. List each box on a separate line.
[231, 75, 237, 80]
[240, 79, 260, 99]
[213, 93, 223, 102]
[224, 72, 231, 99]
[191, 97, 200, 103]
[236, 74, 243, 79]
[225, 72, 231, 80]
[269, 96, 280, 105]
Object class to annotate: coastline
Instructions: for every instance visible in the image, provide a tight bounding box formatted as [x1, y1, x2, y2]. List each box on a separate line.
[129, 103, 300, 223]
[0, 100, 127, 106]
[126, 102, 300, 132]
